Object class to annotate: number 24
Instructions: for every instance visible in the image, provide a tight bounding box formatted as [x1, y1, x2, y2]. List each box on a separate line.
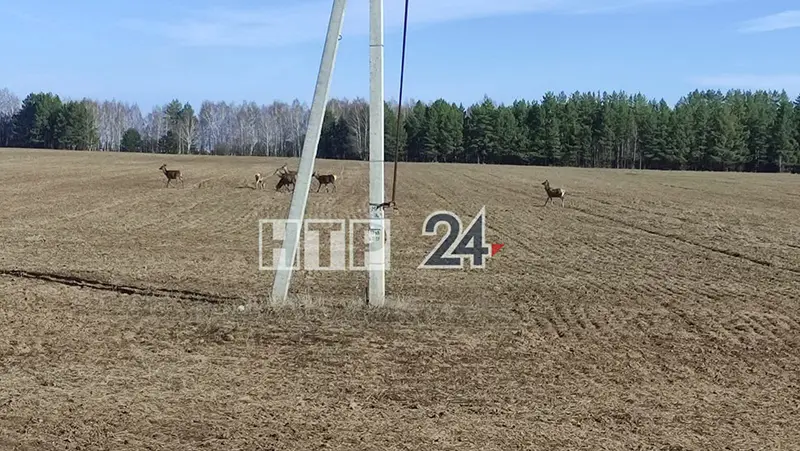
[418, 207, 492, 269]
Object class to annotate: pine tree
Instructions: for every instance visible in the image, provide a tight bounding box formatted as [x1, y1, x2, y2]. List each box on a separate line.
[11, 92, 63, 148]
[121, 128, 143, 152]
[768, 97, 798, 171]
[463, 96, 497, 164]
[403, 101, 428, 162]
[58, 101, 98, 150]
[540, 92, 562, 165]
[384, 102, 407, 161]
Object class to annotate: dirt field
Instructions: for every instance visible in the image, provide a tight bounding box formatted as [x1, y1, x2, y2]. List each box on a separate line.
[1, 147, 799, 450]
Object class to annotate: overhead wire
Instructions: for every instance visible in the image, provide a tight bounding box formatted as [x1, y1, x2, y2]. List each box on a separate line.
[376, 0, 410, 212]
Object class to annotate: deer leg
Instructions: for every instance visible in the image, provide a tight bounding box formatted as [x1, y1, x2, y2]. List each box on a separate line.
[544, 197, 550, 207]
[317, 182, 322, 193]
[561, 196, 564, 207]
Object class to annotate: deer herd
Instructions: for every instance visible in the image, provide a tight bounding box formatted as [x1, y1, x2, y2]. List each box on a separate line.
[160, 162, 338, 194]
[159, 162, 565, 206]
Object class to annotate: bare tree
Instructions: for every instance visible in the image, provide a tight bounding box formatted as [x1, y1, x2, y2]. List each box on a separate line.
[199, 101, 219, 153]
[144, 106, 167, 152]
[236, 102, 259, 156]
[257, 104, 279, 156]
[326, 98, 346, 117]
[271, 101, 290, 156]
[287, 99, 309, 157]
[177, 102, 198, 153]
[344, 97, 370, 159]
[89, 100, 144, 150]
[1, 91, 319, 157]
[0, 88, 21, 146]
[0, 87, 21, 116]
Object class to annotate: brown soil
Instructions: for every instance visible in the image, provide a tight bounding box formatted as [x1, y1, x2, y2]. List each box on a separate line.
[1, 148, 798, 450]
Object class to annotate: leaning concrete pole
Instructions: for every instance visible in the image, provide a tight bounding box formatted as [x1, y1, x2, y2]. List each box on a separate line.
[367, 0, 386, 306]
[271, 0, 347, 303]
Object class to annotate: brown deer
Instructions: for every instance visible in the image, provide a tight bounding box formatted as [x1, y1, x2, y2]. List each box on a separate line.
[159, 164, 184, 188]
[542, 179, 565, 207]
[312, 171, 337, 192]
[273, 164, 297, 178]
[273, 164, 297, 192]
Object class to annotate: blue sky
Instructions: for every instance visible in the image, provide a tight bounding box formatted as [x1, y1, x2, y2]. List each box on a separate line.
[1, 0, 799, 112]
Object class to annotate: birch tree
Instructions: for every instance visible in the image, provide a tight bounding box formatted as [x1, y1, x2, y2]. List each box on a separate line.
[0, 88, 21, 146]
[177, 102, 198, 153]
[344, 97, 370, 159]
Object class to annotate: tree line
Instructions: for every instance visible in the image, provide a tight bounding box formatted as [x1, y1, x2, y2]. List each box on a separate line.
[1, 87, 799, 172]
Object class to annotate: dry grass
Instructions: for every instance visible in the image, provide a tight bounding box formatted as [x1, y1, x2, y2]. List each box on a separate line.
[1, 147, 799, 450]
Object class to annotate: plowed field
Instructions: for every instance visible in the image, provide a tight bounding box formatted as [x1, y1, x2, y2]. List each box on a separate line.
[1, 148, 799, 450]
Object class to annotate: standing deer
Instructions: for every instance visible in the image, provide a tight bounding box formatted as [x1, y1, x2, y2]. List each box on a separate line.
[159, 164, 184, 188]
[312, 171, 338, 192]
[542, 179, 565, 206]
[254, 173, 265, 189]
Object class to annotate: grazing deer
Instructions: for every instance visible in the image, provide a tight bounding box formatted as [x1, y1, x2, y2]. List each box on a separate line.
[542, 179, 565, 207]
[275, 173, 296, 192]
[312, 171, 337, 192]
[273, 165, 297, 192]
[159, 164, 184, 188]
[254, 173, 265, 189]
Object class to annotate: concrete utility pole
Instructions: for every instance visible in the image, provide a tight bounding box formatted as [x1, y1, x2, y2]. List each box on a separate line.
[271, 0, 388, 306]
[367, 0, 387, 306]
[271, 0, 348, 303]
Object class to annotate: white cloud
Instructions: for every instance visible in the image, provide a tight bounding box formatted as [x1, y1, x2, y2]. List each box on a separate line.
[738, 10, 800, 33]
[691, 74, 800, 92]
[121, 0, 724, 48]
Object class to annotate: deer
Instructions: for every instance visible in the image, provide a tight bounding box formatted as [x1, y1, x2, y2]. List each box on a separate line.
[273, 164, 297, 192]
[159, 164, 184, 188]
[273, 164, 297, 177]
[312, 171, 338, 192]
[542, 179, 565, 207]
[275, 172, 296, 192]
[254, 173, 265, 189]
